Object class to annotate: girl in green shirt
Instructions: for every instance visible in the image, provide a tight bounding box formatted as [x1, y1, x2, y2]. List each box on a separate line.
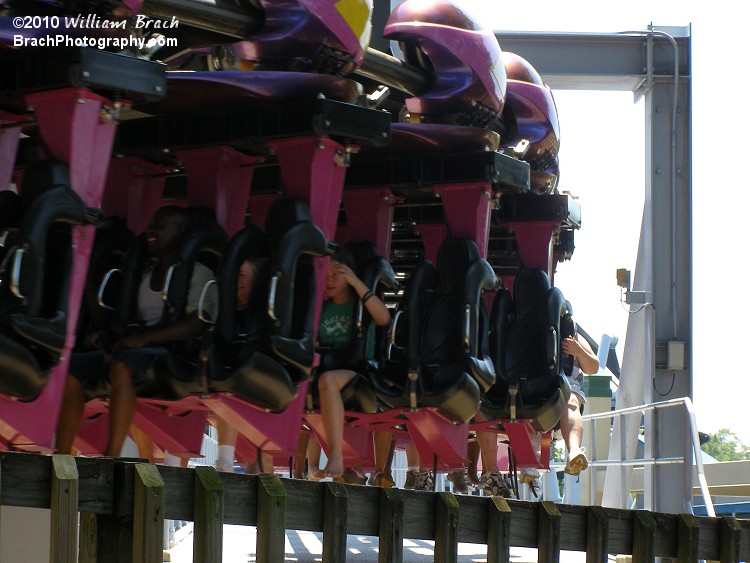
[315, 250, 390, 479]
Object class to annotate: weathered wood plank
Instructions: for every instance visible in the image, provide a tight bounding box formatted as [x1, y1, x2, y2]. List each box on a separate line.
[0, 451, 51, 508]
[557, 503, 594, 552]
[256, 473, 286, 563]
[78, 512, 98, 563]
[677, 513, 700, 562]
[322, 482, 349, 563]
[486, 496, 511, 563]
[586, 506, 609, 563]
[378, 487, 404, 563]
[537, 501, 561, 563]
[632, 510, 656, 563]
[434, 492, 459, 563]
[133, 462, 165, 563]
[0, 452, 749, 561]
[720, 516, 742, 563]
[193, 466, 224, 563]
[50, 454, 79, 563]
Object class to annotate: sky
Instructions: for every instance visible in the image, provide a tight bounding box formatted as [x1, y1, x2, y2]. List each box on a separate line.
[451, 1, 750, 445]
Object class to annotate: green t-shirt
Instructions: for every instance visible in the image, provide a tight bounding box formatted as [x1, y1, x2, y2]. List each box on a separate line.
[318, 299, 377, 359]
[318, 300, 355, 350]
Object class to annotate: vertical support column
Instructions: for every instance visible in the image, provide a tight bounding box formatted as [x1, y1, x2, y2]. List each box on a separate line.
[103, 157, 171, 235]
[28, 88, 116, 208]
[0, 117, 21, 190]
[507, 220, 559, 273]
[270, 136, 349, 337]
[647, 71, 692, 515]
[341, 187, 396, 257]
[434, 183, 492, 258]
[0, 88, 118, 450]
[177, 146, 260, 237]
[415, 223, 448, 264]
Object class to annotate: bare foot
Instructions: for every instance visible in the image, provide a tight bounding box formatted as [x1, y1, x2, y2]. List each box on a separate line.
[322, 459, 344, 479]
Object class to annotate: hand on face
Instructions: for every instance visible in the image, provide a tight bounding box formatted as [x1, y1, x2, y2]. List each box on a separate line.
[324, 261, 355, 300]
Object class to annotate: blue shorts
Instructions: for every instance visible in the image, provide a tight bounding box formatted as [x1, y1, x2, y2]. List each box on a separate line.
[69, 346, 171, 393]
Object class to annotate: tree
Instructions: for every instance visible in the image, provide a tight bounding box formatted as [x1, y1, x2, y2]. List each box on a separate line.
[701, 428, 750, 461]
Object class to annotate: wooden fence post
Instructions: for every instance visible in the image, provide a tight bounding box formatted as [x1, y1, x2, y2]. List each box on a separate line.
[256, 473, 287, 563]
[586, 506, 609, 563]
[486, 496, 511, 563]
[378, 487, 404, 563]
[676, 513, 700, 562]
[322, 482, 349, 563]
[537, 501, 561, 563]
[193, 466, 224, 563]
[50, 454, 79, 563]
[719, 516, 742, 563]
[133, 463, 165, 563]
[434, 491, 459, 563]
[631, 510, 656, 563]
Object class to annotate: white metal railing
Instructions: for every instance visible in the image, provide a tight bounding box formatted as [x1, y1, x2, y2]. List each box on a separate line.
[581, 396, 714, 515]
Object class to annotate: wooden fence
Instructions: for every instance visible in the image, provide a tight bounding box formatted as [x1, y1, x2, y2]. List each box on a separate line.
[1, 451, 748, 562]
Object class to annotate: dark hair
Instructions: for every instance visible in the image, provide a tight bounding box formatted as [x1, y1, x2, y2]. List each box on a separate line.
[331, 248, 357, 272]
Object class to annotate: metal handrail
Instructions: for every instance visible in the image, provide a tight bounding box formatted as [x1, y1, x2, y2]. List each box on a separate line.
[582, 396, 714, 516]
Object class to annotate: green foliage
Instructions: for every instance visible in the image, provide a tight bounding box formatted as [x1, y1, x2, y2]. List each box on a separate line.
[700, 428, 750, 461]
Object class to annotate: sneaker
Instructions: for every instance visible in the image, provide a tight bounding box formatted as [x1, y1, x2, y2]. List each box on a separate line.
[215, 460, 235, 473]
[565, 447, 588, 476]
[482, 469, 516, 499]
[404, 469, 420, 490]
[413, 470, 434, 492]
[519, 467, 541, 498]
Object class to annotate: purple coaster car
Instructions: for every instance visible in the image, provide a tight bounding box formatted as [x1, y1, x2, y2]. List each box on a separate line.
[232, 0, 373, 75]
[502, 52, 561, 194]
[128, 70, 363, 119]
[383, 0, 506, 132]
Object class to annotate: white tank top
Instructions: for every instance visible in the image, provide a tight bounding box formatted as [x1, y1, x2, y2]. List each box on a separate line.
[137, 272, 163, 327]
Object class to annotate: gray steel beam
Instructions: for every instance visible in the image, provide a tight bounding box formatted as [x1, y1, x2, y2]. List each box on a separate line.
[494, 28, 691, 91]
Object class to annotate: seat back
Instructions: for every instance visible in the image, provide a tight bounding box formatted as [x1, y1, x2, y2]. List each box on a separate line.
[0, 160, 88, 400]
[265, 197, 328, 373]
[376, 236, 495, 422]
[74, 217, 135, 348]
[206, 223, 303, 411]
[421, 236, 497, 394]
[484, 268, 571, 430]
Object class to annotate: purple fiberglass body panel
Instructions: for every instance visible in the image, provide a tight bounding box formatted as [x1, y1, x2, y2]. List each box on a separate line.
[135, 70, 362, 113]
[383, 0, 506, 125]
[232, 0, 373, 74]
[389, 122, 500, 153]
[502, 52, 560, 193]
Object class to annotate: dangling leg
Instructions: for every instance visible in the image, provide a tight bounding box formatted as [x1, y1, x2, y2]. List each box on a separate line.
[317, 369, 355, 478]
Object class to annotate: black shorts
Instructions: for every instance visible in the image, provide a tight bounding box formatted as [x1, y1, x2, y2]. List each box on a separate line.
[69, 346, 171, 393]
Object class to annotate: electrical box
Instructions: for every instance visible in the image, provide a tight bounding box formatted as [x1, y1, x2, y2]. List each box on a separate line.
[667, 340, 685, 371]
